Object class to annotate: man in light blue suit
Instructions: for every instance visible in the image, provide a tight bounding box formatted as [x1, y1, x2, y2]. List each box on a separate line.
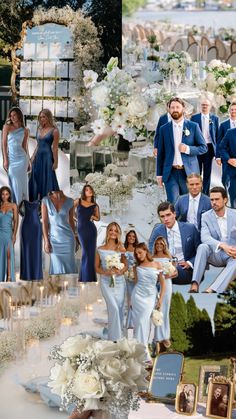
[216, 102, 236, 188]
[156, 97, 207, 204]
[191, 98, 219, 195]
[175, 173, 211, 231]
[153, 101, 171, 156]
[189, 187, 236, 293]
[219, 127, 236, 208]
[149, 201, 200, 285]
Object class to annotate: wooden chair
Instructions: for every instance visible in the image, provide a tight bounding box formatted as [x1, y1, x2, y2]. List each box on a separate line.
[172, 39, 184, 53]
[227, 52, 236, 66]
[215, 38, 227, 60]
[187, 42, 199, 60]
[206, 46, 218, 63]
[201, 36, 211, 49]
[0, 288, 12, 319]
[161, 37, 172, 51]
[187, 33, 197, 46]
[231, 40, 236, 53]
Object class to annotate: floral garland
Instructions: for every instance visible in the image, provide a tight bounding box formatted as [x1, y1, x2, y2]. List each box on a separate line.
[201, 59, 236, 113]
[32, 6, 102, 81]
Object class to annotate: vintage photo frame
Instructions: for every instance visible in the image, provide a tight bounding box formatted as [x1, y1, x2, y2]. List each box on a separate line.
[230, 357, 236, 408]
[206, 379, 233, 419]
[198, 365, 228, 403]
[175, 383, 198, 416]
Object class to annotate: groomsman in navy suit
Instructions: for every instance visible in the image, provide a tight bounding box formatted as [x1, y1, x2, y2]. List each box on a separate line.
[149, 201, 200, 284]
[175, 173, 211, 231]
[153, 101, 171, 157]
[220, 126, 236, 208]
[156, 97, 207, 204]
[191, 98, 219, 195]
[216, 102, 236, 188]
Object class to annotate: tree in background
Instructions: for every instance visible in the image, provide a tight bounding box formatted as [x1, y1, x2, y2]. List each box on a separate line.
[186, 296, 201, 355]
[214, 282, 236, 353]
[122, 0, 147, 16]
[170, 292, 190, 353]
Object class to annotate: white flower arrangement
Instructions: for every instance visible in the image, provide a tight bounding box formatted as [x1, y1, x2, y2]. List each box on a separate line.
[83, 57, 160, 140]
[0, 331, 18, 364]
[105, 253, 124, 287]
[183, 128, 190, 136]
[49, 335, 147, 416]
[202, 60, 236, 114]
[159, 51, 192, 78]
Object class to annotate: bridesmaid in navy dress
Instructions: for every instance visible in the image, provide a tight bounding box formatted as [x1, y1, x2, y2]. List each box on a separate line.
[20, 200, 43, 280]
[29, 109, 59, 201]
[74, 185, 100, 282]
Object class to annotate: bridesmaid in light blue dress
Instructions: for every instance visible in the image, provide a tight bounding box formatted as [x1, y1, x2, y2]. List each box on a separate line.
[2, 107, 29, 204]
[41, 191, 77, 275]
[95, 222, 128, 341]
[124, 230, 139, 328]
[0, 187, 18, 281]
[131, 243, 165, 361]
[152, 236, 177, 349]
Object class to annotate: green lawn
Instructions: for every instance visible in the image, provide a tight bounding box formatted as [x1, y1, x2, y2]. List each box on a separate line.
[183, 353, 233, 383]
[0, 58, 11, 86]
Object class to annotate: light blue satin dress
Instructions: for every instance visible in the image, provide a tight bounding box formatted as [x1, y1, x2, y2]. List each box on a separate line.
[153, 257, 172, 342]
[98, 249, 126, 341]
[131, 266, 159, 351]
[125, 251, 135, 328]
[42, 196, 77, 275]
[8, 127, 28, 204]
[0, 210, 15, 281]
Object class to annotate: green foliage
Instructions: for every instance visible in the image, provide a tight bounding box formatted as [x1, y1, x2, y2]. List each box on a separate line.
[214, 301, 236, 352]
[170, 292, 189, 353]
[122, 0, 147, 16]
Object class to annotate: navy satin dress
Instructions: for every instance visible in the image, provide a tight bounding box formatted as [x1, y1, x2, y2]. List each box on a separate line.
[77, 203, 97, 282]
[20, 200, 43, 280]
[29, 129, 59, 201]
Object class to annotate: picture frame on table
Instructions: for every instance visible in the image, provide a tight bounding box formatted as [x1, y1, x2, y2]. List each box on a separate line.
[230, 358, 236, 408]
[175, 383, 198, 415]
[206, 379, 233, 419]
[198, 365, 228, 403]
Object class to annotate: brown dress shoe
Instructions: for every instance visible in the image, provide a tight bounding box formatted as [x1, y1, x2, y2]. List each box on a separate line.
[188, 282, 199, 293]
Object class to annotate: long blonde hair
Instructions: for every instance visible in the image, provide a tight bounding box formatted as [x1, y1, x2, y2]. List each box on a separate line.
[153, 236, 171, 258]
[38, 109, 56, 128]
[104, 222, 123, 249]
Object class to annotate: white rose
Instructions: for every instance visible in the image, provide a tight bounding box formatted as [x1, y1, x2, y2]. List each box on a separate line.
[127, 96, 148, 118]
[122, 357, 148, 390]
[91, 85, 110, 107]
[59, 335, 93, 358]
[208, 59, 222, 69]
[72, 370, 106, 400]
[83, 70, 98, 88]
[48, 359, 75, 397]
[93, 340, 120, 358]
[118, 338, 146, 362]
[98, 358, 127, 382]
[218, 77, 227, 85]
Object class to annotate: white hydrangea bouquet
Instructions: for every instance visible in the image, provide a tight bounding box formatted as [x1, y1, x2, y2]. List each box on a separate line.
[159, 51, 192, 79]
[83, 57, 159, 141]
[48, 335, 147, 417]
[105, 253, 124, 287]
[151, 309, 164, 327]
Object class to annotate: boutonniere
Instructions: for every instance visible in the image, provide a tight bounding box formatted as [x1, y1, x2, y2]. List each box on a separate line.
[209, 119, 213, 124]
[183, 128, 190, 136]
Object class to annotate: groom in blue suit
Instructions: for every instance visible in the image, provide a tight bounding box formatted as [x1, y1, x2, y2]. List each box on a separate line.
[149, 201, 200, 285]
[220, 126, 236, 208]
[191, 98, 219, 195]
[156, 97, 207, 204]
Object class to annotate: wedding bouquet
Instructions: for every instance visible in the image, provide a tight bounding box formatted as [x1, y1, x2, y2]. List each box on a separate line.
[151, 309, 164, 327]
[48, 335, 148, 417]
[160, 261, 177, 277]
[105, 253, 124, 287]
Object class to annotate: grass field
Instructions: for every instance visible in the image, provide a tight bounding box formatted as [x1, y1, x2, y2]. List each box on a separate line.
[183, 353, 233, 383]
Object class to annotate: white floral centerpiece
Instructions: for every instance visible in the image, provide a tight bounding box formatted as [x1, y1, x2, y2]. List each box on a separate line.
[159, 51, 192, 79]
[202, 59, 236, 113]
[105, 253, 124, 287]
[48, 335, 147, 417]
[83, 57, 161, 141]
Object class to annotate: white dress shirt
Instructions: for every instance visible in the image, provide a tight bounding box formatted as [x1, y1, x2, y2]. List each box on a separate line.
[215, 209, 228, 243]
[167, 221, 184, 261]
[187, 193, 201, 228]
[230, 119, 236, 129]
[172, 119, 184, 166]
[201, 113, 211, 144]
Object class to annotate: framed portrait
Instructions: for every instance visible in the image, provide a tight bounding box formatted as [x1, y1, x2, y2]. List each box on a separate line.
[175, 383, 198, 416]
[206, 379, 233, 419]
[230, 358, 236, 408]
[198, 365, 228, 403]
